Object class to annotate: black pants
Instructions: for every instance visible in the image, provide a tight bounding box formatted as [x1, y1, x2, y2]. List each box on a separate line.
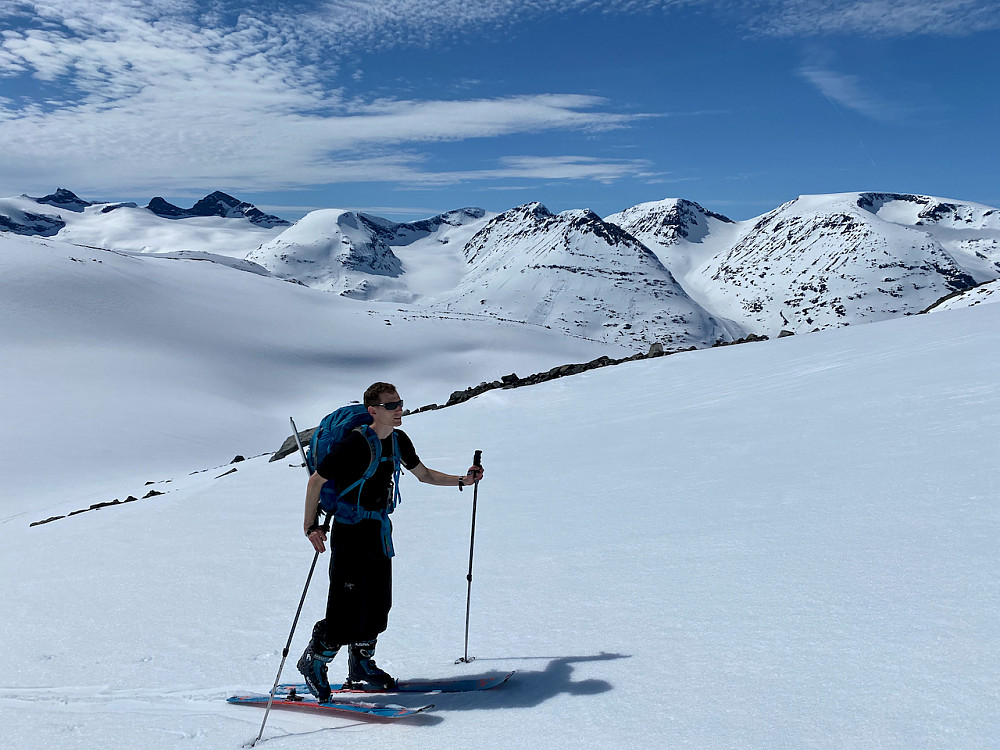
[321, 519, 392, 646]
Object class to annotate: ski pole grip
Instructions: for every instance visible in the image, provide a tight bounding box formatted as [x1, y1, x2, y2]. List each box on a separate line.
[473, 450, 482, 469]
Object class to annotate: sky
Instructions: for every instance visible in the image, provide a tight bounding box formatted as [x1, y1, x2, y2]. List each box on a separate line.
[0, 0, 998, 222]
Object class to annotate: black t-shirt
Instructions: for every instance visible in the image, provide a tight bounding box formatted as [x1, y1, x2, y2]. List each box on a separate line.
[317, 428, 420, 512]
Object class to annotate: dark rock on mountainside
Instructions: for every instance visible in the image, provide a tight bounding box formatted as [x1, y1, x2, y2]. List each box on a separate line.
[609, 198, 734, 246]
[36, 188, 92, 212]
[0, 210, 65, 236]
[147, 196, 191, 218]
[147, 191, 290, 227]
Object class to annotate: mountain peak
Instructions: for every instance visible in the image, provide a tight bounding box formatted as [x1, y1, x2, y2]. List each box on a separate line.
[436, 197, 726, 348]
[854, 191, 1000, 230]
[246, 208, 404, 298]
[607, 197, 733, 246]
[146, 192, 290, 227]
[146, 196, 190, 218]
[35, 188, 92, 213]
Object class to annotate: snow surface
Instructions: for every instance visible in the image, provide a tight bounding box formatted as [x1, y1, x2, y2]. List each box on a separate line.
[0, 232, 626, 523]
[245, 208, 493, 301]
[613, 192, 1000, 339]
[6, 189, 1000, 354]
[0, 195, 284, 257]
[1, 245, 998, 748]
[428, 203, 728, 348]
[931, 279, 1000, 310]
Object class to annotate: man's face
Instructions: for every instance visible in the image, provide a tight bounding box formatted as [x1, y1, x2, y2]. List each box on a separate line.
[370, 391, 404, 429]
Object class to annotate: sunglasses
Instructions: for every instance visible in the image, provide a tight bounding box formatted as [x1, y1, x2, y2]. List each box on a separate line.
[377, 400, 404, 411]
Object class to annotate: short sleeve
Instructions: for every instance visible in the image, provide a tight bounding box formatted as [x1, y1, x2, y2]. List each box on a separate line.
[394, 429, 421, 470]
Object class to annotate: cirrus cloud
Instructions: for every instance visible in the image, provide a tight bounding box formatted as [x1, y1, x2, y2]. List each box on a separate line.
[0, 0, 995, 199]
[0, 1, 656, 195]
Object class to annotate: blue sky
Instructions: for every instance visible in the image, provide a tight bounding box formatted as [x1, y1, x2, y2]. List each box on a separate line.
[1, 0, 997, 221]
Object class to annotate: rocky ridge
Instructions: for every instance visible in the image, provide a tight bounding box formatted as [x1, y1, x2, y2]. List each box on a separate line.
[146, 191, 290, 227]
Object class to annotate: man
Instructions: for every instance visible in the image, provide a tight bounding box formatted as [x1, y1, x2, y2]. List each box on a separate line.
[297, 382, 484, 700]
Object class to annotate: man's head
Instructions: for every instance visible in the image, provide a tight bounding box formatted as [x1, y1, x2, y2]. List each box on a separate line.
[364, 382, 404, 431]
[364, 382, 399, 408]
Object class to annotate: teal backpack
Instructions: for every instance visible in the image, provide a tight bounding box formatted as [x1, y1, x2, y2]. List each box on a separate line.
[306, 404, 402, 557]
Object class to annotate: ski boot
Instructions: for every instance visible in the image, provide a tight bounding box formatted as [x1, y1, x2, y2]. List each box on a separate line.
[296, 620, 340, 702]
[346, 638, 396, 690]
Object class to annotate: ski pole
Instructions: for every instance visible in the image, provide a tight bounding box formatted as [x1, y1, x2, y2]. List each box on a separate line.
[250, 418, 326, 747]
[457, 449, 483, 664]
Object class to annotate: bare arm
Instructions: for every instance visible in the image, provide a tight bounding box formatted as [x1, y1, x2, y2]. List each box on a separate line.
[409, 462, 483, 488]
[303, 471, 329, 552]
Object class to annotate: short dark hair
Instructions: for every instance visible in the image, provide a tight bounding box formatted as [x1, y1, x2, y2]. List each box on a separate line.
[364, 382, 398, 407]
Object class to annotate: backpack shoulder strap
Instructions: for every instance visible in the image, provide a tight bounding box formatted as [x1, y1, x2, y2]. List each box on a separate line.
[338, 426, 381, 498]
[357, 425, 382, 477]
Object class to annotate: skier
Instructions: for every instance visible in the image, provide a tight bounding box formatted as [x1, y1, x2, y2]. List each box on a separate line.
[297, 382, 484, 700]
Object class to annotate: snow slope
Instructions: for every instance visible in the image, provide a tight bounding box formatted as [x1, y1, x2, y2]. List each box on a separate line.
[0, 295, 996, 749]
[606, 197, 751, 339]
[429, 203, 729, 348]
[0, 232, 627, 523]
[929, 278, 1000, 310]
[612, 192, 1000, 339]
[693, 193, 993, 336]
[6, 188, 1000, 354]
[245, 208, 491, 301]
[0, 192, 285, 257]
[606, 196, 742, 280]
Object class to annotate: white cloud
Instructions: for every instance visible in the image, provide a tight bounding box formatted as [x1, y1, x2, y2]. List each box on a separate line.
[1, 0, 992, 196]
[481, 155, 655, 183]
[797, 66, 914, 122]
[295, 0, 693, 53]
[373, 155, 657, 187]
[295, 0, 1000, 43]
[0, 2, 648, 194]
[760, 0, 999, 37]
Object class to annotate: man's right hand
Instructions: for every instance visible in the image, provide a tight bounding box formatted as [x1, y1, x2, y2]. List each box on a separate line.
[305, 524, 328, 553]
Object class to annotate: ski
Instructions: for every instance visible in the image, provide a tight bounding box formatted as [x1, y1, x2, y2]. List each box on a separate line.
[227, 691, 433, 719]
[277, 670, 514, 695]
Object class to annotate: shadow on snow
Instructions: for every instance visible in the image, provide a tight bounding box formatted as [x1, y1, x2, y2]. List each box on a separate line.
[414, 652, 630, 713]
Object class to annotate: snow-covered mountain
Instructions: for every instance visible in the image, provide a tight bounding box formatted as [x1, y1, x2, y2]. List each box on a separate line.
[146, 191, 290, 228]
[428, 202, 729, 348]
[926, 277, 1000, 312]
[611, 192, 1000, 338]
[606, 197, 739, 275]
[606, 198, 749, 339]
[247, 209, 406, 298]
[3, 186, 998, 750]
[4, 187, 999, 349]
[247, 207, 490, 301]
[856, 192, 1000, 280]
[0, 189, 286, 257]
[699, 193, 993, 335]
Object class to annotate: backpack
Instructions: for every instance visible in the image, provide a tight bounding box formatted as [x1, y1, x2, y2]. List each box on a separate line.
[306, 404, 402, 557]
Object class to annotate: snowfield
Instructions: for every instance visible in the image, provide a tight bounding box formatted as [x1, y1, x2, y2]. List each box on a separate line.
[1, 188, 998, 749]
[0, 232, 625, 523]
[1, 284, 997, 749]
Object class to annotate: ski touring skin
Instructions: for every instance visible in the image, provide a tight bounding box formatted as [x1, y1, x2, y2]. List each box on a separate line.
[277, 670, 514, 695]
[227, 690, 433, 719]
